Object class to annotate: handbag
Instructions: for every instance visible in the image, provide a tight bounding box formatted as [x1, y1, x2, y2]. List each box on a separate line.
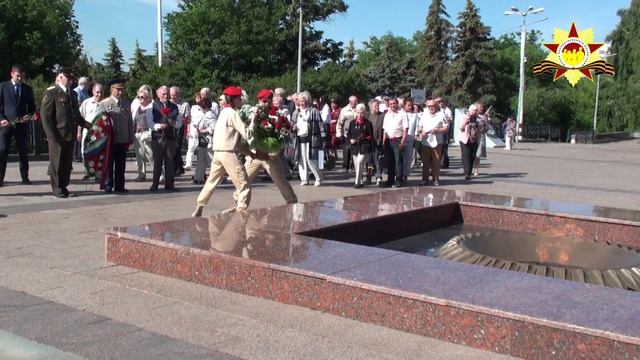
[198, 134, 209, 148]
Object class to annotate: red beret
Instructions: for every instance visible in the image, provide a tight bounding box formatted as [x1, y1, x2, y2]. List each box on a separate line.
[223, 86, 243, 97]
[257, 89, 274, 100]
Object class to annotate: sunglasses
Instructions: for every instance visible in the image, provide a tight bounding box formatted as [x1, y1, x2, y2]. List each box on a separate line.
[137, 96, 146, 100]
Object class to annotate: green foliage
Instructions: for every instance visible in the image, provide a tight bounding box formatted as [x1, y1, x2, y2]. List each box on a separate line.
[0, 0, 82, 80]
[418, 0, 453, 93]
[447, 0, 494, 108]
[359, 34, 420, 97]
[163, 0, 347, 96]
[100, 37, 126, 82]
[599, 0, 640, 131]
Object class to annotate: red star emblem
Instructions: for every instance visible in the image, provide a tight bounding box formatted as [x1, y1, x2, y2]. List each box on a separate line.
[543, 22, 604, 80]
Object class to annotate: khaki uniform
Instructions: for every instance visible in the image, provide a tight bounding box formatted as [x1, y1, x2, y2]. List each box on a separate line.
[196, 107, 252, 211]
[240, 154, 297, 204]
[40, 85, 90, 195]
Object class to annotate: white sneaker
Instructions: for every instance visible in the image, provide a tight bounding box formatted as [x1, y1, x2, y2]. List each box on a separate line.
[300, 181, 308, 186]
[314, 180, 321, 187]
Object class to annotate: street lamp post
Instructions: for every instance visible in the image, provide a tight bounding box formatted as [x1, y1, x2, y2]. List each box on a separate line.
[593, 52, 616, 135]
[296, 1, 303, 94]
[505, 6, 545, 143]
[157, 0, 163, 67]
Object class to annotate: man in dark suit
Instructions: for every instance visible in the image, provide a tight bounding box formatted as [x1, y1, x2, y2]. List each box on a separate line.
[0, 65, 37, 186]
[149, 85, 180, 192]
[40, 68, 92, 198]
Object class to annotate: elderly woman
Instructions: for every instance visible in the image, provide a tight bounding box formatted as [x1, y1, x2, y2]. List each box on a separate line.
[192, 97, 217, 184]
[292, 91, 326, 186]
[131, 85, 154, 182]
[459, 104, 480, 180]
[346, 103, 374, 188]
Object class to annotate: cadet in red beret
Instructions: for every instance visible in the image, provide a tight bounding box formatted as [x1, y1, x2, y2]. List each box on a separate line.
[234, 90, 297, 205]
[192, 86, 267, 217]
[256, 89, 273, 101]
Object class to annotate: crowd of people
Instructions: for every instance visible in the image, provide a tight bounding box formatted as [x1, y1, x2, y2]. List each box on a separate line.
[0, 64, 505, 212]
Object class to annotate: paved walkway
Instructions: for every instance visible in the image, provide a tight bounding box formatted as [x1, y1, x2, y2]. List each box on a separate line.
[0, 140, 638, 359]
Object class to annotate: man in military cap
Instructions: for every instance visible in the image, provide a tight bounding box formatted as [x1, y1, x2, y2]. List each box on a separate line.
[40, 68, 92, 198]
[101, 78, 134, 194]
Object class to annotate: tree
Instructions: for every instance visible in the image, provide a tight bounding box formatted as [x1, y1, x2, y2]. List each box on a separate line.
[599, 0, 640, 131]
[0, 0, 83, 80]
[418, 0, 453, 94]
[100, 37, 125, 82]
[129, 40, 147, 79]
[362, 38, 417, 97]
[447, 0, 494, 107]
[164, 0, 347, 95]
[342, 39, 356, 69]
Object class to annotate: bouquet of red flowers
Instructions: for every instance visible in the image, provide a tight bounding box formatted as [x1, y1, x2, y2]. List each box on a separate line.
[251, 105, 291, 155]
[11, 112, 40, 127]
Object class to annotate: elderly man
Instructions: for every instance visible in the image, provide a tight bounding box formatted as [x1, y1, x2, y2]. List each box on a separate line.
[73, 77, 91, 162]
[101, 78, 134, 194]
[367, 98, 385, 186]
[79, 83, 103, 166]
[40, 68, 92, 198]
[417, 98, 448, 186]
[170, 86, 189, 175]
[192, 86, 268, 217]
[382, 97, 408, 188]
[149, 85, 180, 191]
[336, 95, 358, 172]
[436, 97, 453, 168]
[0, 65, 36, 186]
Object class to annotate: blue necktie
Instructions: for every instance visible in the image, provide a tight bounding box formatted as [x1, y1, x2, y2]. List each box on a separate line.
[14, 84, 20, 102]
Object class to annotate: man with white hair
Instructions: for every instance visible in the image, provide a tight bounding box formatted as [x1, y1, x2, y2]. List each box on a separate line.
[336, 95, 358, 172]
[73, 76, 91, 161]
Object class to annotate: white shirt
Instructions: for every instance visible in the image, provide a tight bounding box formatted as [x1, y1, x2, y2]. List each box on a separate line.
[440, 107, 453, 124]
[320, 103, 330, 124]
[336, 105, 356, 137]
[79, 97, 101, 122]
[296, 108, 310, 137]
[382, 110, 408, 139]
[403, 111, 419, 139]
[419, 111, 446, 147]
[175, 99, 191, 125]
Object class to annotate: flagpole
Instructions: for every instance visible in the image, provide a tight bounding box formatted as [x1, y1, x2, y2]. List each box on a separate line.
[157, 0, 163, 67]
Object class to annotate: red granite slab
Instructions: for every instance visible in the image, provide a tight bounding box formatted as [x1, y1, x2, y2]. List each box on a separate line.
[106, 188, 640, 358]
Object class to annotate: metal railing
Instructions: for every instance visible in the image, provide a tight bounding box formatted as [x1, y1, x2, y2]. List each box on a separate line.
[522, 124, 562, 142]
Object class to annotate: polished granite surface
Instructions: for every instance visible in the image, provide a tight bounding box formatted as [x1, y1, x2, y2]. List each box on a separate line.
[108, 188, 640, 357]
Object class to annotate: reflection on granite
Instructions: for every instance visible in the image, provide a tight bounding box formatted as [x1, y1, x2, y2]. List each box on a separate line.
[107, 187, 640, 358]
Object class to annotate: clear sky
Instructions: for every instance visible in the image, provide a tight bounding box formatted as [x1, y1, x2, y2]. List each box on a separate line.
[75, 0, 630, 63]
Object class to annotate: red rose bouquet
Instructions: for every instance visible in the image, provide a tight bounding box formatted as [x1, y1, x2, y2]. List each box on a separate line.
[251, 105, 291, 155]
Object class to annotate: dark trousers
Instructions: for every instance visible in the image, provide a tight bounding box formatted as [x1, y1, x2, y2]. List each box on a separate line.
[48, 139, 74, 195]
[174, 126, 184, 174]
[384, 139, 403, 184]
[459, 141, 478, 177]
[342, 142, 352, 170]
[151, 138, 177, 189]
[0, 123, 30, 182]
[73, 138, 83, 161]
[105, 143, 128, 191]
[441, 132, 450, 168]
